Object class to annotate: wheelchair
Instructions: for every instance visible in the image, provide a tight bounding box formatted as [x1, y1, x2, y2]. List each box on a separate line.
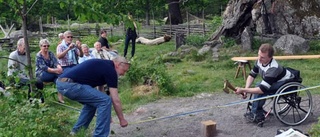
[246, 80, 313, 127]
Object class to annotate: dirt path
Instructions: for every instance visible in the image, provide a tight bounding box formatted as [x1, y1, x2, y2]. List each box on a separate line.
[110, 93, 320, 137]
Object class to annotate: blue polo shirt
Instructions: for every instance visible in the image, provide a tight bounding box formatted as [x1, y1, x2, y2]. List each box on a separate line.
[59, 59, 118, 88]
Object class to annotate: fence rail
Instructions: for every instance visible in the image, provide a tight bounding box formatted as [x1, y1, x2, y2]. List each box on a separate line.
[0, 23, 212, 51]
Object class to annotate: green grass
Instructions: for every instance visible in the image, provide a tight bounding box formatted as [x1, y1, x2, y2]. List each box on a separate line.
[1, 32, 320, 136]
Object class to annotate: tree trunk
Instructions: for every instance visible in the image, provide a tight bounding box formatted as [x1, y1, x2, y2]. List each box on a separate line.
[22, 0, 33, 80]
[145, 0, 150, 25]
[167, 0, 182, 25]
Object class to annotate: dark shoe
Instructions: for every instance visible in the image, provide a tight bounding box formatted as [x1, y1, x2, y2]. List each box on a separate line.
[244, 112, 265, 123]
[244, 112, 255, 122]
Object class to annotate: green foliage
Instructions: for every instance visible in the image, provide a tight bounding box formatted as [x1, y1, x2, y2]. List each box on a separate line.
[221, 36, 236, 48]
[211, 16, 222, 31]
[308, 40, 320, 54]
[125, 56, 175, 95]
[0, 97, 74, 137]
[77, 35, 98, 48]
[185, 34, 209, 47]
[309, 117, 320, 136]
[184, 49, 208, 62]
[252, 38, 264, 50]
[108, 35, 123, 43]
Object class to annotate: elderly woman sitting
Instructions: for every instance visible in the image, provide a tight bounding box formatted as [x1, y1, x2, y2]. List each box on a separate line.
[78, 44, 95, 64]
[35, 39, 64, 103]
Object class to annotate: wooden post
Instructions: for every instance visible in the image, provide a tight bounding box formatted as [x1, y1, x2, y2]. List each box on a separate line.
[152, 10, 156, 38]
[169, 12, 172, 36]
[201, 120, 216, 137]
[110, 26, 113, 37]
[202, 9, 206, 36]
[54, 17, 57, 33]
[39, 16, 43, 38]
[67, 14, 70, 30]
[187, 11, 190, 36]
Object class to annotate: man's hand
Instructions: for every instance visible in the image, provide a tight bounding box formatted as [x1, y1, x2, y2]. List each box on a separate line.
[119, 119, 128, 127]
[235, 87, 247, 99]
[68, 43, 75, 50]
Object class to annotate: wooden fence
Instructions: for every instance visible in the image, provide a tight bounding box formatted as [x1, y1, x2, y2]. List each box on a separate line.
[50, 23, 211, 39]
[0, 23, 211, 51]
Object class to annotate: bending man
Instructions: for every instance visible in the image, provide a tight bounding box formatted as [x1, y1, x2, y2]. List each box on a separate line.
[56, 56, 129, 136]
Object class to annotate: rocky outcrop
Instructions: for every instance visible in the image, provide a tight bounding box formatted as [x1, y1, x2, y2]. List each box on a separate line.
[203, 0, 320, 60]
[273, 35, 309, 55]
[210, 0, 320, 40]
[253, 0, 320, 38]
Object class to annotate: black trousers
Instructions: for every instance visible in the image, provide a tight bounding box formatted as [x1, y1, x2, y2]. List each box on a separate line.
[124, 35, 137, 58]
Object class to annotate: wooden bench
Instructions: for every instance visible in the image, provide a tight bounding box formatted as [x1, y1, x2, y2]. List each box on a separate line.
[231, 55, 320, 80]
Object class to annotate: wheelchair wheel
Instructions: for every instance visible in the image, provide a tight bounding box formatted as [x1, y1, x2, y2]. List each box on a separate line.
[273, 82, 313, 126]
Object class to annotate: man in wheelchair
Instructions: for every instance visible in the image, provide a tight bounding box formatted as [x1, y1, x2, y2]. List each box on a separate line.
[235, 43, 299, 123]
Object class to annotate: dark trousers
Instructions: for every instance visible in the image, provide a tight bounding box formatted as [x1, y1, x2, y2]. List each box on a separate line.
[19, 78, 44, 103]
[124, 35, 136, 58]
[251, 80, 288, 114]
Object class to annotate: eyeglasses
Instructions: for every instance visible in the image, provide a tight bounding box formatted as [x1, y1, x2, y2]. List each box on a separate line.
[42, 45, 50, 47]
[67, 36, 73, 38]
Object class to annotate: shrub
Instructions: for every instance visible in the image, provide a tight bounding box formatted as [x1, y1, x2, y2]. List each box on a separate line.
[0, 93, 72, 137]
[211, 16, 222, 32]
[185, 34, 209, 48]
[125, 56, 175, 95]
[221, 36, 236, 48]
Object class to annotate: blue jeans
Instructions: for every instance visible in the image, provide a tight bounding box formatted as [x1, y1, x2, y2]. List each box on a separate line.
[39, 71, 59, 83]
[62, 65, 76, 74]
[251, 81, 287, 114]
[56, 80, 112, 137]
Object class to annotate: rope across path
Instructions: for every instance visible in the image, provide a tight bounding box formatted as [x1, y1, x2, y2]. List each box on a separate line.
[52, 84, 320, 125]
[51, 100, 82, 112]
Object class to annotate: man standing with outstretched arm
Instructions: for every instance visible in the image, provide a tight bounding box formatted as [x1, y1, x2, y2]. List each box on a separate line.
[56, 56, 129, 136]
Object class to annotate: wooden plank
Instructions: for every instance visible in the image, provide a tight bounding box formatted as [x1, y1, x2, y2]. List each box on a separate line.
[231, 55, 320, 61]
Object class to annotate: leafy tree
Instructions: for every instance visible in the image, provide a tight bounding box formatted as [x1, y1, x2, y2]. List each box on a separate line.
[0, 0, 37, 83]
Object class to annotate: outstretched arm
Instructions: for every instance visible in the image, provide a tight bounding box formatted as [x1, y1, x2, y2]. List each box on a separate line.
[109, 87, 128, 127]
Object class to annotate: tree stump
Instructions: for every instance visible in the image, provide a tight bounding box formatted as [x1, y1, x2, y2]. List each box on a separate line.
[175, 33, 185, 51]
[201, 120, 216, 137]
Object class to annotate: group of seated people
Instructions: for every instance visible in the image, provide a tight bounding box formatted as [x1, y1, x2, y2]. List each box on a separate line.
[6, 29, 117, 103]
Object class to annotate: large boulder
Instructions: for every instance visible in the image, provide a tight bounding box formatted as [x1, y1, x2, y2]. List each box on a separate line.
[273, 35, 309, 55]
[9, 30, 33, 39]
[241, 27, 253, 51]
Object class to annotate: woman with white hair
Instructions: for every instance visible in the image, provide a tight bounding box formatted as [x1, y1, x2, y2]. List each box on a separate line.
[78, 44, 94, 63]
[35, 39, 64, 103]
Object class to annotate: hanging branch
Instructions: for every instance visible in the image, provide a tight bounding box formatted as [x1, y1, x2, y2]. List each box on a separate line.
[24, 0, 39, 16]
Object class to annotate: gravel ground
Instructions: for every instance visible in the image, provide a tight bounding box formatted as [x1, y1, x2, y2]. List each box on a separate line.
[110, 93, 320, 137]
